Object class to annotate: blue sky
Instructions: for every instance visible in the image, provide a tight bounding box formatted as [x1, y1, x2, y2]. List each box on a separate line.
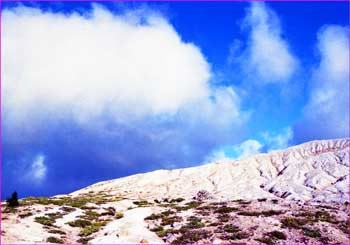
[2, 1, 349, 198]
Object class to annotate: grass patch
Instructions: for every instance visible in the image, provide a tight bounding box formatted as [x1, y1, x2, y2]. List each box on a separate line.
[281, 217, 307, 228]
[48, 229, 66, 235]
[255, 237, 275, 244]
[171, 230, 211, 244]
[238, 210, 282, 217]
[217, 214, 230, 222]
[77, 237, 91, 244]
[214, 206, 238, 214]
[303, 227, 321, 238]
[18, 212, 33, 218]
[67, 219, 92, 228]
[133, 200, 151, 207]
[170, 198, 185, 203]
[267, 230, 287, 240]
[79, 221, 108, 236]
[34, 216, 55, 226]
[46, 236, 64, 244]
[223, 224, 240, 233]
[161, 215, 183, 226]
[185, 216, 205, 229]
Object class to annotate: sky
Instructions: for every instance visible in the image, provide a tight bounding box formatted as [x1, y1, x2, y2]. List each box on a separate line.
[2, 1, 349, 198]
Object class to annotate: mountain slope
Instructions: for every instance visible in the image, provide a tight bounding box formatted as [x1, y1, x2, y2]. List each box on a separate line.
[73, 138, 349, 203]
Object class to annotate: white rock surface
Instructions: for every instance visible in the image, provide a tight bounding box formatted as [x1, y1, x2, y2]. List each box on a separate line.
[73, 138, 350, 203]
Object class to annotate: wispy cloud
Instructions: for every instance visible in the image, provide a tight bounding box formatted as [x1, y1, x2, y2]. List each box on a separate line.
[294, 25, 349, 141]
[27, 154, 47, 183]
[230, 2, 298, 84]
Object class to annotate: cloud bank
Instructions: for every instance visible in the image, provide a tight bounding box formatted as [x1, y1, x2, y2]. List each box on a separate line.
[2, 5, 247, 195]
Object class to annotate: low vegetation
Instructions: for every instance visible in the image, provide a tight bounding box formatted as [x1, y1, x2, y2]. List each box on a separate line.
[46, 236, 64, 244]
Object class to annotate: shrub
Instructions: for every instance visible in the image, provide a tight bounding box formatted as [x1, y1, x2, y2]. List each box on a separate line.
[79, 221, 108, 236]
[115, 211, 124, 219]
[267, 230, 287, 240]
[237, 211, 261, 216]
[133, 200, 151, 207]
[77, 238, 91, 244]
[145, 213, 163, 220]
[19, 212, 33, 218]
[170, 198, 185, 203]
[35, 216, 55, 226]
[231, 231, 250, 240]
[258, 198, 267, 202]
[217, 214, 230, 222]
[214, 206, 238, 214]
[48, 229, 66, 235]
[185, 216, 205, 229]
[303, 227, 321, 238]
[255, 237, 275, 244]
[46, 236, 64, 244]
[161, 216, 183, 226]
[67, 219, 92, 228]
[46, 212, 64, 219]
[281, 217, 307, 228]
[171, 230, 211, 244]
[223, 224, 240, 233]
[6, 192, 19, 207]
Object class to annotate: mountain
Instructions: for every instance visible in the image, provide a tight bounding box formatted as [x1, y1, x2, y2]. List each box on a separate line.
[2, 139, 349, 244]
[73, 138, 350, 203]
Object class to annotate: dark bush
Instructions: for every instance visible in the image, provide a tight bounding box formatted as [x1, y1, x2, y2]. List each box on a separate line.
[6, 192, 19, 207]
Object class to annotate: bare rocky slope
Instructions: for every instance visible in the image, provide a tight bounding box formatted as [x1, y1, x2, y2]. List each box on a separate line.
[73, 138, 350, 203]
[2, 139, 350, 244]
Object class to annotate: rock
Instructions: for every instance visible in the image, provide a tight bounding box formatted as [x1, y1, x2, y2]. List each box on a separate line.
[165, 234, 176, 243]
[193, 190, 212, 201]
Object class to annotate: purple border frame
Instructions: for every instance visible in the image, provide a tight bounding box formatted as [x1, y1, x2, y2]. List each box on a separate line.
[0, 0, 349, 245]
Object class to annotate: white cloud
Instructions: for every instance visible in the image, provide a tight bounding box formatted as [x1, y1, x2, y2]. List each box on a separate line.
[205, 139, 263, 162]
[232, 2, 298, 83]
[232, 139, 263, 159]
[2, 5, 249, 170]
[28, 154, 47, 183]
[294, 25, 349, 141]
[2, 5, 211, 125]
[262, 127, 293, 151]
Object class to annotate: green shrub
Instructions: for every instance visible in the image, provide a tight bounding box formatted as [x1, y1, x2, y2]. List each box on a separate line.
[281, 217, 307, 228]
[115, 211, 124, 219]
[237, 211, 261, 216]
[223, 224, 240, 233]
[46, 236, 64, 244]
[170, 198, 185, 203]
[185, 216, 205, 229]
[303, 227, 321, 238]
[231, 231, 250, 240]
[6, 192, 19, 207]
[171, 230, 211, 244]
[67, 219, 92, 228]
[48, 229, 66, 235]
[77, 237, 91, 244]
[217, 214, 230, 222]
[35, 216, 55, 226]
[214, 206, 238, 214]
[161, 215, 183, 226]
[19, 212, 33, 218]
[133, 200, 151, 207]
[255, 237, 275, 244]
[79, 221, 108, 236]
[268, 230, 287, 240]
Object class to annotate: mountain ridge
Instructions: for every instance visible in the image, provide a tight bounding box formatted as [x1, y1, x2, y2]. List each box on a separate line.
[72, 138, 350, 203]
